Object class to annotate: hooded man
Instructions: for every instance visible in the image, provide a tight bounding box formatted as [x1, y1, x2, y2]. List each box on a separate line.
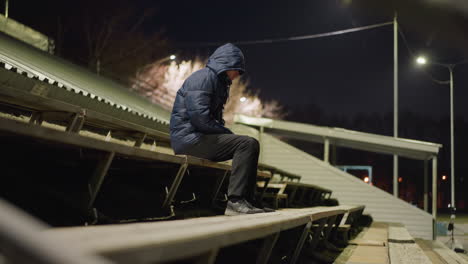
[170, 43, 270, 215]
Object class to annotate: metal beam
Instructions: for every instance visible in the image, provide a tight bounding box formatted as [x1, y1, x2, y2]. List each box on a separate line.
[162, 157, 189, 209]
[324, 138, 330, 163]
[194, 249, 219, 264]
[424, 159, 428, 212]
[259, 126, 264, 163]
[432, 156, 437, 220]
[211, 170, 230, 205]
[29, 112, 43, 125]
[393, 155, 398, 198]
[66, 109, 86, 133]
[87, 152, 115, 210]
[256, 232, 280, 264]
[133, 133, 147, 148]
[290, 221, 312, 264]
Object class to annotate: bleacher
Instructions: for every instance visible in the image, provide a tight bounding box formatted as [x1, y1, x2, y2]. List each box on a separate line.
[0, 31, 373, 263]
[0, 115, 367, 263]
[1, 19, 465, 264]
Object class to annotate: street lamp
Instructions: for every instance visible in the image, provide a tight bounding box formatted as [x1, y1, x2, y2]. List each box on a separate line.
[416, 55, 455, 211]
[416, 57, 427, 65]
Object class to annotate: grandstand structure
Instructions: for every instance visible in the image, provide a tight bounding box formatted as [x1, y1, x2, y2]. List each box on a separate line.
[233, 115, 442, 240]
[0, 24, 461, 263]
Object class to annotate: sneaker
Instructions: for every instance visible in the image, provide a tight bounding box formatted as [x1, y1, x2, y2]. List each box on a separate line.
[248, 200, 276, 213]
[261, 206, 276, 213]
[225, 199, 264, 215]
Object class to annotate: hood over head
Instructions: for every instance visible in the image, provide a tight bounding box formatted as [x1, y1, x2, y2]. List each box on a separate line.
[206, 43, 245, 75]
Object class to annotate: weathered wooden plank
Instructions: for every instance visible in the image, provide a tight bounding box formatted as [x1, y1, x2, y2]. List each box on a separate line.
[0, 199, 112, 264]
[0, 116, 182, 164]
[184, 155, 271, 178]
[433, 247, 468, 264]
[44, 207, 346, 264]
[349, 222, 388, 247]
[415, 239, 448, 264]
[388, 224, 432, 264]
[346, 245, 389, 264]
[389, 242, 432, 264]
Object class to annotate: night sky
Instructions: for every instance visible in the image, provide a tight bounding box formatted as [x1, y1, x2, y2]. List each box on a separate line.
[8, 0, 468, 209]
[10, 0, 468, 120]
[150, 0, 468, 120]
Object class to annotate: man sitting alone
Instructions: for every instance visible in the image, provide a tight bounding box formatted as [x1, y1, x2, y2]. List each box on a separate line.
[169, 43, 271, 215]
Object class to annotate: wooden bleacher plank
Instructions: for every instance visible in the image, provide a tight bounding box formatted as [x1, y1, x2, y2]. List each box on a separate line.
[258, 163, 301, 181]
[0, 116, 270, 221]
[344, 222, 389, 264]
[43, 207, 346, 264]
[186, 156, 270, 178]
[185, 155, 231, 171]
[346, 245, 389, 264]
[415, 239, 450, 264]
[415, 239, 468, 264]
[349, 222, 388, 247]
[0, 198, 112, 264]
[284, 181, 332, 193]
[388, 224, 415, 242]
[0, 117, 270, 179]
[388, 224, 432, 264]
[0, 116, 183, 164]
[433, 246, 468, 264]
[389, 242, 432, 264]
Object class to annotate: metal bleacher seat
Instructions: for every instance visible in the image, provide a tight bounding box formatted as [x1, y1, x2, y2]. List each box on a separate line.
[256, 164, 333, 209]
[0, 116, 270, 224]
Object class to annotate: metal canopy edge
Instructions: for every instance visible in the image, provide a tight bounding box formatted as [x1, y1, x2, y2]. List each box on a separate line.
[234, 114, 441, 160]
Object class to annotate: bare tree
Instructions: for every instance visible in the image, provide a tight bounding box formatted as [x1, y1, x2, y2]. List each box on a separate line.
[58, 0, 169, 84]
[132, 58, 286, 122]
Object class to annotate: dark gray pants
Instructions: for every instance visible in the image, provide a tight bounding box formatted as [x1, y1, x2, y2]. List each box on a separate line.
[182, 134, 260, 200]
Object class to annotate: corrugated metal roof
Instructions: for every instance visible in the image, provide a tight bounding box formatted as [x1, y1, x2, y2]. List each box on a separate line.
[0, 32, 170, 124]
[234, 114, 441, 160]
[232, 123, 434, 240]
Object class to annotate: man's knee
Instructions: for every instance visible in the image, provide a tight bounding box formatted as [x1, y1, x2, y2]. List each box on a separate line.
[243, 136, 260, 153]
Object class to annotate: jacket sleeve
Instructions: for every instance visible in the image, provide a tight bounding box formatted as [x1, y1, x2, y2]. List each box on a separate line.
[184, 79, 233, 134]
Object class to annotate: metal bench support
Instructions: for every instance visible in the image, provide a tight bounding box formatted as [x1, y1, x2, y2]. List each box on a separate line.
[290, 221, 312, 264]
[162, 157, 189, 209]
[309, 218, 327, 252]
[134, 133, 147, 148]
[212, 170, 230, 205]
[87, 151, 115, 210]
[195, 248, 219, 264]
[256, 232, 280, 264]
[29, 112, 43, 125]
[66, 109, 86, 133]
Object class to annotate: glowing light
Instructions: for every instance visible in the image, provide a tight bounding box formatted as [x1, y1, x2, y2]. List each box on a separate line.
[416, 56, 427, 65]
[363, 176, 369, 183]
[170, 55, 176, 60]
[442, 175, 447, 181]
[240, 97, 247, 103]
[398, 177, 403, 183]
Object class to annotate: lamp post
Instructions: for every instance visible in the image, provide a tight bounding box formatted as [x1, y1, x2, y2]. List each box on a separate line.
[416, 56, 456, 210]
[5, 0, 8, 18]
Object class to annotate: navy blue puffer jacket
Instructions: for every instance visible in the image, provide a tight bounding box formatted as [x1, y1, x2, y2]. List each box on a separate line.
[170, 43, 246, 154]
